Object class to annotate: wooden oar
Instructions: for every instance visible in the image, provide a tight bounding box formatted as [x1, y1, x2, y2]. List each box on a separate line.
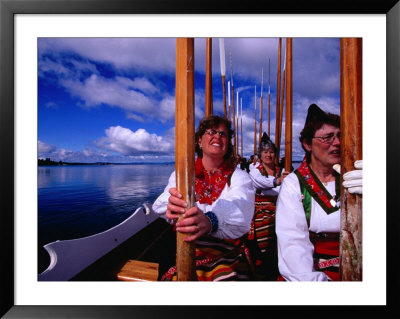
[228, 80, 231, 120]
[278, 61, 286, 153]
[277, 41, 287, 160]
[275, 38, 282, 164]
[175, 38, 196, 281]
[284, 38, 292, 172]
[205, 38, 213, 116]
[236, 91, 239, 156]
[254, 85, 257, 155]
[230, 53, 236, 157]
[259, 68, 264, 145]
[219, 38, 227, 118]
[339, 38, 362, 281]
[240, 98, 243, 157]
[268, 58, 271, 136]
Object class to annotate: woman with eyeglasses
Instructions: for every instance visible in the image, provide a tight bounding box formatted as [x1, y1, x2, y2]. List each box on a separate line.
[245, 133, 289, 280]
[152, 115, 255, 281]
[275, 104, 362, 281]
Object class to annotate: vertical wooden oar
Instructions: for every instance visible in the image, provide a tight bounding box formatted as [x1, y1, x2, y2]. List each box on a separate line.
[339, 38, 362, 281]
[205, 38, 213, 116]
[278, 67, 286, 151]
[175, 38, 196, 281]
[277, 43, 287, 159]
[259, 68, 264, 145]
[254, 85, 257, 155]
[275, 38, 282, 164]
[268, 58, 271, 136]
[284, 38, 292, 172]
[236, 91, 239, 156]
[241, 98, 243, 157]
[230, 53, 236, 157]
[219, 38, 227, 118]
[228, 80, 231, 119]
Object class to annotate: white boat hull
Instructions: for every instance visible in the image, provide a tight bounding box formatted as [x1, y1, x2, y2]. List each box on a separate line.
[38, 204, 159, 281]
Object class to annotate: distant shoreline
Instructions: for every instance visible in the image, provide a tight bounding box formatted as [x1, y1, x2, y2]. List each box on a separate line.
[38, 158, 175, 166]
[38, 158, 302, 167]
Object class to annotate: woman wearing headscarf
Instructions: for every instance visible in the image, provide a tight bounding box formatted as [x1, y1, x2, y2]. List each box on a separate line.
[275, 104, 362, 281]
[245, 133, 289, 280]
[152, 115, 255, 281]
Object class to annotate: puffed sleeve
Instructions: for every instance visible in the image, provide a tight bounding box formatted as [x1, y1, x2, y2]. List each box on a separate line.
[248, 163, 276, 190]
[152, 168, 255, 240]
[152, 171, 176, 220]
[210, 168, 255, 239]
[275, 173, 329, 281]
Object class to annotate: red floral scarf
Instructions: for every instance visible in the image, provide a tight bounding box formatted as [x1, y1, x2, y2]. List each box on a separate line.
[294, 156, 340, 214]
[194, 157, 235, 205]
[257, 163, 281, 178]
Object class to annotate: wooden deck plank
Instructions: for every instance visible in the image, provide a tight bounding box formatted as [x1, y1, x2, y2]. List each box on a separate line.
[117, 260, 159, 281]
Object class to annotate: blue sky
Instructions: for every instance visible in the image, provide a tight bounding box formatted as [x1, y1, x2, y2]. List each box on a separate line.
[38, 37, 340, 163]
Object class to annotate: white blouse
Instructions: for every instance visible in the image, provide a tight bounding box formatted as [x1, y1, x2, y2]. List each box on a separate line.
[275, 172, 340, 281]
[248, 162, 281, 196]
[152, 167, 255, 240]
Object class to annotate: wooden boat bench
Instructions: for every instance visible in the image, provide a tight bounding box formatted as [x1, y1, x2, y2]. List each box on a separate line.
[117, 260, 159, 281]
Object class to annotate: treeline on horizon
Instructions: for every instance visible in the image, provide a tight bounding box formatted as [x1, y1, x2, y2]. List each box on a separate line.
[37, 158, 175, 166]
[38, 158, 111, 166]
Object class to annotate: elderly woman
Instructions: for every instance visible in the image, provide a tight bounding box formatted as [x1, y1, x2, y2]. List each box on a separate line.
[246, 133, 288, 280]
[275, 104, 362, 281]
[152, 115, 255, 281]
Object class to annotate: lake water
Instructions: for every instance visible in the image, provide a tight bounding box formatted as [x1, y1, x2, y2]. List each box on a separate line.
[38, 161, 301, 273]
[38, 163, 174, 272]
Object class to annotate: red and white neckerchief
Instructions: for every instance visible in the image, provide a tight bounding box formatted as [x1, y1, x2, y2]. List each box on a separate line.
[295, 156, 340, 214]
[194, 157, 235, 205]
[256, 163, 280, 178]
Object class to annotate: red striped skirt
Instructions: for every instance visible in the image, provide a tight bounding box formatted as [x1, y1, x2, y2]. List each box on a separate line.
[245, 194, 279, 280]
[161, 236, 251, 281]
[309, 232, 340, 281]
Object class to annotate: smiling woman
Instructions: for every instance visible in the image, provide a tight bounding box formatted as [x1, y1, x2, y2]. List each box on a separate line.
[152, 115, 255, 281]
[195, 117, 233, 164]
[246, 133, 289, 280]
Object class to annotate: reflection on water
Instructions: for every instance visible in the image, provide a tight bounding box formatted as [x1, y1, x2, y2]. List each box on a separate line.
[38, 163, 174, 272]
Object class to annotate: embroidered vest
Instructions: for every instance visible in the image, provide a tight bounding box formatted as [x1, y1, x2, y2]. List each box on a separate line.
[294, 158, 340, 226]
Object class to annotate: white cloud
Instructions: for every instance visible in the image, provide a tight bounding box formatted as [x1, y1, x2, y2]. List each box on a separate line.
[60, 74, 158, 112]
[39, 38, 176, 73]
[126, 112, 146, 122]
[38, 140, 56, 153]
[116, 76, 159, 95]
[158, 96, 176, 123]
[39, 55, 99, 80]
[44, 102, 58, 109]
[96, 126, 174, 156]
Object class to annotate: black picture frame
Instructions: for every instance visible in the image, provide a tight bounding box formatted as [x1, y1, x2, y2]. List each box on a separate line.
[1, 0, 399, 318]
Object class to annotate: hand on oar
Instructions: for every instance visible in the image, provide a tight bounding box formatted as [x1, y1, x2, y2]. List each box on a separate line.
[175, 207, 212, 242]
[166, 187, 187, 221]
[332, 160, 362, 195]
[166, 187, 211, 241]
[343, 160, 362, 195]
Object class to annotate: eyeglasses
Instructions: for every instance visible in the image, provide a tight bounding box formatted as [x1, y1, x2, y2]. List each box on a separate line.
[204, 129, 228, 138]
[313, 132, 340, 144]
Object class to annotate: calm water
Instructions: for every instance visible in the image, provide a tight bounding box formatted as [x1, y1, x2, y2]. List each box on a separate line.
[38, 161, 301, 272]
[38, 163, 174, 272]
